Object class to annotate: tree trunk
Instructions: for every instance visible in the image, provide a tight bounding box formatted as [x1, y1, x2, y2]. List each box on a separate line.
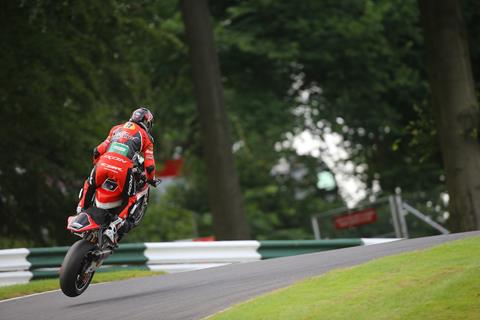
[180, 0, 250, 239]
[419, 0, 480, 231]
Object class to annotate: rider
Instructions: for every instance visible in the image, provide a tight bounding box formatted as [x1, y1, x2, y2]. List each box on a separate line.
[77, 107, 156, 241]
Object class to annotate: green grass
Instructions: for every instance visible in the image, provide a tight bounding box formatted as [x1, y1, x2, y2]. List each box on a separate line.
[211, 236, 480, 320]
[0, 269, 164, 301]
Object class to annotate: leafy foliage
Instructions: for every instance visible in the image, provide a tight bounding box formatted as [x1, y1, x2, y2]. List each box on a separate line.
[2, 0, 480, 246]
[0, 0, 185, 246]
[124, 186, 197, 243]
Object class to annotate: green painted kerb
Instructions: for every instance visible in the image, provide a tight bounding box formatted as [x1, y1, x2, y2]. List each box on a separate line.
[258, 239, 363, 259]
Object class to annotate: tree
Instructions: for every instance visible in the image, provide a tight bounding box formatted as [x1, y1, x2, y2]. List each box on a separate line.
[0, 0, 187, 247]
[212, 0, 440, 213]
[419, 0, 480, 231]
[180, 0, 250, 239]
[0, 0, 136, 246]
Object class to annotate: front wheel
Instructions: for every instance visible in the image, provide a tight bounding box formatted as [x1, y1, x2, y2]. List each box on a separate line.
[59, 239, 96, 297]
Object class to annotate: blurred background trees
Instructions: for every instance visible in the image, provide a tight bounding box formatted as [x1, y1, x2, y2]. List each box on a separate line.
[1, 0, 479, 247]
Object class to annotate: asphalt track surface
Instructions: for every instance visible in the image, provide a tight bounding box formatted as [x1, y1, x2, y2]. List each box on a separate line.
[1, 231, 479, 320]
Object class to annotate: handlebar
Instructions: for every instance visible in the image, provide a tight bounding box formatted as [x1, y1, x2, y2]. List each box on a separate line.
[147, 178, 162, 187]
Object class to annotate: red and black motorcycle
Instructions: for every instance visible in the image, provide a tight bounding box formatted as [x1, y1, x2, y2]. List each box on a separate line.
[60, 153, 159, 297]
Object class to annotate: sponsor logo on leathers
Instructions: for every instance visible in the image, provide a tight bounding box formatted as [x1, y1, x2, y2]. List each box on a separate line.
[127, 173, 135, 196]
[112, 129, 141, 144]
[103, 155, 128, 163]
[99, 163, 123, 172]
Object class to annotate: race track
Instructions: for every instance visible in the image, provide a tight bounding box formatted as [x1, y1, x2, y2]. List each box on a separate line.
[1, 231, 479, 320]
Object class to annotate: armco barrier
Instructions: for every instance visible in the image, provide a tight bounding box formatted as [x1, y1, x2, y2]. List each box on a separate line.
[27, 247, 68, 269]
[27, 244, 148, 270]
[0, 249, 30, 272]
[145, 241, 261, 273]
[0, 238, 399, 286]
[145, 241, 261, 264]
[24, 243, 149, 280]
[0, 271, 32, 287]
[258, 239, 363, 259]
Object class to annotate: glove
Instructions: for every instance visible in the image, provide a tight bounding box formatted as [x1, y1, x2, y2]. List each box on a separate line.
[93, 148, 101, 163]
[136, 173, 147, 189]
[147, 178, 162, 187]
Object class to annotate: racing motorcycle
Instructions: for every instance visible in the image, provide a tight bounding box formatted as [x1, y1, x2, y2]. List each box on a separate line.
[60, 153, 159, 297]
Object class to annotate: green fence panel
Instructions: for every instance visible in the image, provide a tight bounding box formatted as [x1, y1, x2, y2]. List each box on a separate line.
[258, 239, 363, 259]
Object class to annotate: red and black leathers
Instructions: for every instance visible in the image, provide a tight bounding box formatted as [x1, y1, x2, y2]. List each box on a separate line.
[78, 121, 156, 220]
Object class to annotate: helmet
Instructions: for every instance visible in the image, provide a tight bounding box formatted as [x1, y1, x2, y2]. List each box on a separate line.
[130, 107, 154, 132]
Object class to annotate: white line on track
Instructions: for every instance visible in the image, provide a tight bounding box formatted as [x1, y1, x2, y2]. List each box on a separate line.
[0, 281, 113, 304]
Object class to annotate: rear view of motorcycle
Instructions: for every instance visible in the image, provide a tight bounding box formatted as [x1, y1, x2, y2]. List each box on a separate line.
[60, 154, 159, 297]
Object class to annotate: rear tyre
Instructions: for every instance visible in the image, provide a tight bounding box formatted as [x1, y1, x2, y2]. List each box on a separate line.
[59, 239, 96, 297]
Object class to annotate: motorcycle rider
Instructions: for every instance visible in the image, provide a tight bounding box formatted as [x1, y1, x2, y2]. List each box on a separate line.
[77, 107, 157, 243]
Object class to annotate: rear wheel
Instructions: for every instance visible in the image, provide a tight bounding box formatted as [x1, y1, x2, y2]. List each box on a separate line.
[60, 239, 96, 297]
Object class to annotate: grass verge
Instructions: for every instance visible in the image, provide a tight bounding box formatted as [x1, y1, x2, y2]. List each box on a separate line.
[0, 269, 164, 301]
[211, 236, 480, 320]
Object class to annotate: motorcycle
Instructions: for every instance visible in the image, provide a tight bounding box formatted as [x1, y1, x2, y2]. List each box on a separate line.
[60, 153, 159, 297]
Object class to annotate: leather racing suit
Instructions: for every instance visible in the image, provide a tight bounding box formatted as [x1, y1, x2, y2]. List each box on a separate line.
[77, 121, 156, 226]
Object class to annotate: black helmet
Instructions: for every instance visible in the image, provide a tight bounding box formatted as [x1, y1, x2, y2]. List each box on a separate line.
[130, 107, 154, 132]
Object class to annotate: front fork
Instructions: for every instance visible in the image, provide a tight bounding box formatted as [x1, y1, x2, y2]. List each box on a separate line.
[86, 249, 112, 273]
[85, 228, 115, 274]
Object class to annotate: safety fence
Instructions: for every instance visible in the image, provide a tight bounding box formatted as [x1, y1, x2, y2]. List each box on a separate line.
[0, 238, 398, 286]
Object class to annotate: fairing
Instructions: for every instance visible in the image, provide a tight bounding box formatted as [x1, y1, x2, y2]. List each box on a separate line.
[95, 184, 123, 207]
[67, 212, 100, 233]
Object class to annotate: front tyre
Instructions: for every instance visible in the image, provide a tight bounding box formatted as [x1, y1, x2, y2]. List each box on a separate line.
[60, 239, 96, 297]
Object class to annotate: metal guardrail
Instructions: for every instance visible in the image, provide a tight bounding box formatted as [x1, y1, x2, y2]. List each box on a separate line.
[0, 249, 30, 272]
[27, 244, 148, 269]
[258, 239, 362, 259]
[0, 239, 393, 286]
[402, 202, 450, 235]
[311, 195, 450, 239]
[145, 241, 260, 264]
